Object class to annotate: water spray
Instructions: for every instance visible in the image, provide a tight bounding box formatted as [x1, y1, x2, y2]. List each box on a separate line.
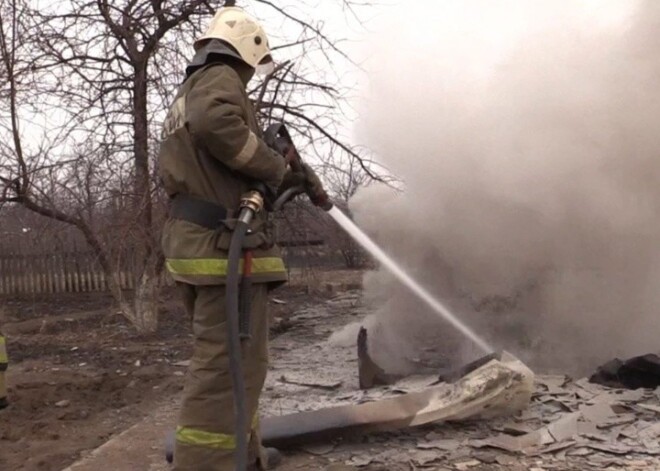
[268, 123, 493, 355]
[326, 206, 493, 354]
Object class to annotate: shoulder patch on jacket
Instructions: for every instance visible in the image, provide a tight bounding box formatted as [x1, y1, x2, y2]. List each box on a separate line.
[162, 95, 187, 139]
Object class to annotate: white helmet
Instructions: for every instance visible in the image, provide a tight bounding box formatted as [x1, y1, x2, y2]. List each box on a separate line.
[195, 7, 273, 71]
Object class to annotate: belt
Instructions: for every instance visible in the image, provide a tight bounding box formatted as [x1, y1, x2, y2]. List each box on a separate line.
[170, 194, 228, 230]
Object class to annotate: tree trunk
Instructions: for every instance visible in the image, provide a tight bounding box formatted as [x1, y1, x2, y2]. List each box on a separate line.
[132, 271, 160, 332]
[126, 60, 160, 332]
[105, 269, 159, 333]
[133, 61, 153, 233]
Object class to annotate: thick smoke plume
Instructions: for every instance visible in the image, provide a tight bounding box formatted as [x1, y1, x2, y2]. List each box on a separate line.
[347, 0, 660, 375]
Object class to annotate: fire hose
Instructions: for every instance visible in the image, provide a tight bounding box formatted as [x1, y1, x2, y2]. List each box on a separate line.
[225, 190, 264, 471]
[225, 124, 334, 470]
[225, 125, 332, 471]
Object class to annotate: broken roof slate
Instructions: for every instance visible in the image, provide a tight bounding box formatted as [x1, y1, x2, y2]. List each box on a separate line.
[259, 293, 660, 470]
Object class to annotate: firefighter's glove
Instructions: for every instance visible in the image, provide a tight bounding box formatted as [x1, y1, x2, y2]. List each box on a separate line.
[301, 163, 330, 209]
[265, 133, 297, 165]
[278, 167, 306, 194]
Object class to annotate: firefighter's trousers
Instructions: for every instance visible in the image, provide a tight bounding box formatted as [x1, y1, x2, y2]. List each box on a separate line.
[173, 283, 269, 471]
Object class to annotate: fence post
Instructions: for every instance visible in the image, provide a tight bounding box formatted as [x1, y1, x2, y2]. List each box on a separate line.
[18, 247, 26, 295]
[0, 257, 5, 295]
[57, 252, 64, 293]
[34, 253, 41, 295]
[8, 253, 15, 295]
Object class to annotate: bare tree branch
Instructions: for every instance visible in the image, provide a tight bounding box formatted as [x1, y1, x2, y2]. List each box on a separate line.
[0, 0, 388, 330]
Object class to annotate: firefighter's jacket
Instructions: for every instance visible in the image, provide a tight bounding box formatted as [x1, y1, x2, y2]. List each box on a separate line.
[159, 63, 287, 286]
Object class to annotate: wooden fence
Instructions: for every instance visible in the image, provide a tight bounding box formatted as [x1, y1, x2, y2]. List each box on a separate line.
[0, 250, 135, 296]
[0, 207, 338, 296]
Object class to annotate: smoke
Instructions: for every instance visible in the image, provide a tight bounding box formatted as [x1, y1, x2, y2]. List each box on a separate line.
[349, 0, 660, 375]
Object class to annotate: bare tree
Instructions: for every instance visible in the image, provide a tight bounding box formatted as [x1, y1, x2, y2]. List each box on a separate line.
[0, 0, 214, 330]
[0, 0, 383, 331]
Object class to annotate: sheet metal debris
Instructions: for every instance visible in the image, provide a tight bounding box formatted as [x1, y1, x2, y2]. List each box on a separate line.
[357, 327, 401, 389]
[262, 353, 534, 448]
[437, 351, 501, 384]
[278, 373, 343, 391]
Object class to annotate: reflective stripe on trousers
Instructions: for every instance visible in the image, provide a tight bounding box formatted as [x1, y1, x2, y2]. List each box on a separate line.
[176, 426, 236, 450]
[176, 415, 259, 450]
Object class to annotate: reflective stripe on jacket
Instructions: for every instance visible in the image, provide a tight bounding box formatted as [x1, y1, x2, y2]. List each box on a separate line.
[166, 256, 286, 285]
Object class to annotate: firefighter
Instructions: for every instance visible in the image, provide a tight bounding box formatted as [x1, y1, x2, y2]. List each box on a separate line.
[158, 6, 324, 471]
[0, 330, 7, 410]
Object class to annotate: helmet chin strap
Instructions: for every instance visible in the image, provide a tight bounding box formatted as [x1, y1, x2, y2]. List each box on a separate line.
[256, 61, 275, 76]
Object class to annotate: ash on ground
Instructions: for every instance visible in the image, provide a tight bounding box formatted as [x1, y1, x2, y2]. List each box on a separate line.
[263, 291, 660, 471]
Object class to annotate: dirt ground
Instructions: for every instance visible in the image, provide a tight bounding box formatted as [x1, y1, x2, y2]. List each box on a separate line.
[2, 269, 659, 471]
[0, 269, 360, 471]
[0, 290, 186, 471]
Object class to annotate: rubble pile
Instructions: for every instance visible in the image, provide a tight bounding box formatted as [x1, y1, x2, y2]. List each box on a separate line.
[465, 376, 660, 469]
[283, 376, 660, 470]
[262, 292, 660, 470]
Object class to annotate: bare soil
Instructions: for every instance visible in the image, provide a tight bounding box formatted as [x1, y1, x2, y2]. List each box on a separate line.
[1, 291, 187, 471]
[1, 270, 362, 471]
[5, 269, 656, 471]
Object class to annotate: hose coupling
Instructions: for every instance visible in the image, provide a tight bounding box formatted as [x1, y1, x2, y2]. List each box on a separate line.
[240, 190, 264, 214]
